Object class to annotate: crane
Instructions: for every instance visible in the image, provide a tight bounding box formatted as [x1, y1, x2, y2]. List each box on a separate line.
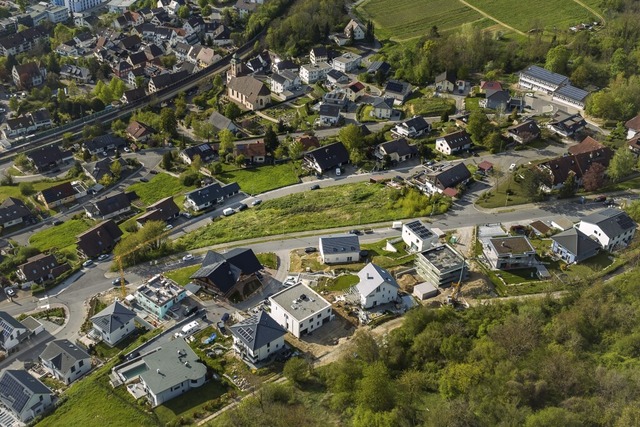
[446, 255, 466, 306]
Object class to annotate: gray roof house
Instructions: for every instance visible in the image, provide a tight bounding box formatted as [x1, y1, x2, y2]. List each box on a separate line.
[183, 182, 240, 212]
[190, 248, 262, 296]
[576, 208, 636, 251]
[355, 263, 399, 309]
[0, 370, 53, 423]
[375, 138, 418, 163]
[230, 311, 286, 364]
[0, 197, 31, 229]
[0, 311, 28, 353]
[319, 234, 360, 264]
[208, 111, 238, 133]
[91, 301, 137, 346]
[39, 339, 91, 385]
[84, 192, 131, 220]
[551, 227, 600, 264]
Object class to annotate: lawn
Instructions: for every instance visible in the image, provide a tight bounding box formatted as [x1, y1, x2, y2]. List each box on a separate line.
[405, 95, 456, 117]
[164, 264, 201, 286]
[465, 97, 481, 112]
[319, 274, 359, 292]
[29, 218, 96, 252]
[127, 173, 195, 206]
[0, 179, 73, 202]
[256, 252, 278, 269]
[476, 173, 532, 209]
[178, 183, 449, 250]
[216, 162, 300, 195]
[153, 380, 227, 425]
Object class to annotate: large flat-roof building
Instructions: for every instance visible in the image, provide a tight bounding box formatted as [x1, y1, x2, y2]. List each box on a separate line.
[483, 236, 537, 270]
[415, 244, 467, 287]
[269, 283, 333, 338]
[135, 275, 186, 319]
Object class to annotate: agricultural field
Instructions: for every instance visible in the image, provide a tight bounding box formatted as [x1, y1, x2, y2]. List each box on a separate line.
[357, 0, 599, 40]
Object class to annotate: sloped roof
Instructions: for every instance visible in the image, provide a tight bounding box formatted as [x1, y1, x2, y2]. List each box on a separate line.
[191, 248, 261, 293]
[181, 143, 216, 161]
[304, 142, 349, 171]
[137, 197, 179, 223]
[552, 227, 600, 257]
[378, 138, 417, 157]
[403, 116, 430, 132]
[0, 370, 51, 414]
[39, 339, 90, 375]
[507, 120, 541, 138]
[319, 234, 360, 254]
[580, 208, 636, 239]
[88, 192, 131, 217]
[0, 197, 30, 224]
[520, 65, 568, 86]
[625, 114, 640, 131]
[230, 311, 286, 351]
[356, 262, 398, 297]
[91, 301, 136, 334]
[76, 220, 123, 258]
[39, 182, 76, 204]
[184, 182, 240, 207]
[439, 130, 472, 149]
[488, 236, 535, 255]
[435, 71, 456, 84]
[27, 145, 69, 170]
[18, 253, 67, 282]
[208, 111, 235, 131]
[432, 163, 472, 189]
[568, 136, 605, 155]
[227, 76, 270, 105]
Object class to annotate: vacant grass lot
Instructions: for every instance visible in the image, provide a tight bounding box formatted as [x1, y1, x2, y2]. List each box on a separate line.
[154, 380, 227, 425]
[405, 95, 456, 117]
[0, 179, 72, 202]
[180, 183, 445, 249]
[256, 252, 278, 269]
[127, 173, 195, 206]
[358, 0, 483, 40]
[164, 264, 201, 286]
[216, 162, 300, 195]
[29, 218, 96, 252]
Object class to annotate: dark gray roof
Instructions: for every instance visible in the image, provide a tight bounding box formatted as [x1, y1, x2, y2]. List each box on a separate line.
[385, 79, 410, 95]
[191, 248, 262, 294]
[76, 220, 123, 258]
[521, 65, 568, 86]
[435, 70, 456, 84]
[508, 120, 541, 136]
[27, 145, 69, 170]
[580, 208, 636, 238]
[319, 234, 360, 254]
[91, 301, 136, 334]
[367, 61, 390, 75]
[39, 339, 90, 375]
[404, 220, 435, 240]
[433, 163, 472, 189]
[378, 138, 417, 157]
[208, 111, 235, 131]
[0, 370, 51, 414]
[0, 312, 26, 340]
[404, 116, 430, 132]
[0, 197, 30, 224]
[184, 182, 240, 207]
[326, 69, 347, 81]
[89, 192, 131, 217]
[123, 87, 146, 102]
[372, 97, 394, 110]
[84, 134, 127, 152]
[554, 84, 589, 102]
[319, 103, 341, 117]
[181, 143, 216, 162]
[486, 90, 511, 103]
[304, 142, 349, 171]
[39, 182, 76, 204]
[439, 130, 472, 149]
[551, 227, 600, 257]
[230, 311, 286, 351]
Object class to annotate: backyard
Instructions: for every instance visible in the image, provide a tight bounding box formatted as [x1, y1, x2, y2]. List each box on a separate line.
[216, 162, 300, 195]
[127, 173, 196, 206]
[164, 264, 201, 286]
[404, 92, 456, 116]
[29, 218, 96, 253]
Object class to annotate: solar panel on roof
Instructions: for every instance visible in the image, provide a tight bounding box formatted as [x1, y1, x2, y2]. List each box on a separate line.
[0, 373, 30, 412]
[523, 65, 568, 86]
[554, 85, 589, 101]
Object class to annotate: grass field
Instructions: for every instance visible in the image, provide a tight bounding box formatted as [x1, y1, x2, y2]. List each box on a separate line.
[216, 162, 300, 195]
[164, 264, 201, 286]
[127, 173, 195, 206]
[179, 183, 445, 250]
[256, 252, 278, 269]
[358, 0, 597, 40]
[29, 219, 96, 252]
[405, 94, 456, 116]
[0, 179, 72, 202]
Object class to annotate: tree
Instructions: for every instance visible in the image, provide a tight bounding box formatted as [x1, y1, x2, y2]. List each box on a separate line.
[160, 108, 177, 136]
[263, 125, 279, 153]
[177, 4, 190, 19]
[191, 154, 202, 172]
[466, 110, 494, 146]
[18, 182, 34, 196]
[224, 102, 241, 120]
[288, 140, 303, 160]
[219, 129, 235, 155]
[607, 147, 635, 182]
[483, 131, 503, 153]
[14, 153, 29, 169]
[110, 160, 122, 180]
[440, 110, 449, 123]
[339, 124, 364, 164]
[521, 168, 548, 201]
[8, 97, 18, 112]
[558, 173, 577, 198]
[111, 119, 127, 135]
[582, 162, 606, 192]
[209, 162, 223, 174]
[356, 362, 395, 412]
[162, 152, 173, 171]
[545, 45, 570, 75]
[235, 154, 246, 166]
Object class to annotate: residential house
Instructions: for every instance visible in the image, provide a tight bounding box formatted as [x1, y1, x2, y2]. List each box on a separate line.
[319, 103, 341, 125]
[39, 339, 91, 385]
[529, 220, 553, 237]
[12, 62, 45, 89]
[402, 220, 438, 252]
[518, 65, 569, 93]
[122, 87, 147, 104]
[76, 220, 123, 259]
[299, 62, 331, 84]
[355, 263, 399, 309]
[415, 244, 467, 287]
[0, 26, 47, 57]
[83, 158, 125, 184]
[37, 181, 85, 209]
[135, 275, 186, 318]
[551, 227, 600, 264]
[0, 197, 31, 229]
[128, 69, 148, 89]
[124, 340, 206, 407]
[303, 142, 349, 173]
[30, 109, 52, 130]
[327, 69, 350, 87]
[375, 138, 418, 163]
[183, 182, 240, 212]
[371, 97, 394, 119]
[234, 0, 260, 16]
[435, 130, 472, 155]
[628, 136, 640, 155]
[392, 116, 431, 138]
[195, 47, 221, 69]
[576, 208, 636, 251]
[418, 162, 472, 196]
[190, 248, 262, 296]
[269, 70, 300, 95]
[245, 51, 271, 74]
[147, 70, 189, 93]
[367, 60, 390, 76]
[269, 283, 333, 338]
[0, 312, 28, 353]
[26, 145, 72, 172]
[180, 143, 217, 165]
[83, 134, 128, 155]
[60, 64, 91, 83]
[568, 136, 605, 155]
[323, 90, 348, 108]
[310, 46, 328, 64]
[344, 81, 365, 102]
[480, 81, 503, 93]
[136, 197, 180, 227]
[208, 111, 238, 133]
[227, 76, 271, 111]
[65, 0, 103, 13]
[331, 52, 361, 73]
[272, 59, 299, 75]
[552, 84, 589, 109]
[91, 301, 136, 346]
[126, 121, 156, 143]
[552, 217, 576, 231]
[479, 89, 512, 110]
[319, 234, 360, 264]
[234, 140, 266, 163]
[295, 134, 320, 152]
[483, 236, 537, 270]
[17, 253, 70, 285]
[84, 192, 132, 220]
[435, 71, 456, 93]
[625, 114, 640, 140]
[384, 80, 412, 104]
[230, 311, 286, 364]
[344, 19, 366, 40]
[507, 120, 541, 144]
[0, 370, 53, 424]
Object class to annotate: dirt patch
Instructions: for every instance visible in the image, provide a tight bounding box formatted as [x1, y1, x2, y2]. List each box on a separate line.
[287, 311, 356, 360]
[460, 271, 495, 298]
[396, 272, 419, 293]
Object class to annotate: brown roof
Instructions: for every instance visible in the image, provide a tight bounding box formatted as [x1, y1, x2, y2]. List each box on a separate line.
[625, 114, 640, 131]
[480, 81, 502, 91]
[296, 135, 320, 151]
[18, 253, 67, 282]
[137, 197, 179, 224]
[235, 140, 266, 158]
[489, 236, 535, 255]
[478, 161, 493, 171]
[76, 220, 123, 258]
[538, 147, 613, 186]
[530, 220, 552, 235]
[443, 187, 458, 198]
[126, 121, 156, 140]
[628, 136, 640, 151]
[227, 76, 270, 105]
[568, 136, 605, 155]
[347, 81, 365, 93]
[14, 62, 41, 80]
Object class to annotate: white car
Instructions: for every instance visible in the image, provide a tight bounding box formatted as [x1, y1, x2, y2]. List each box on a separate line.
[165, 224, 174, 230]
[183, 254, 194, 261]
[97, 254, 110, 261]
[509, 163, 517, 172]
[123, 147, 131, 153]
[182, 212, 192, 219]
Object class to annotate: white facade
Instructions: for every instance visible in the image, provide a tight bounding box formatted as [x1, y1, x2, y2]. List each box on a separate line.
[319, 235, 360, 264]
[232, 333, 284, 363]
[331, 53, 361, 73]
[92, 317, 135, 346]
[355, 263, 399, 309]
[269, 283, 333, 338]
[577, 221, 635, 251]
[299, 62, 331, 84]
[65, 0, 104, 13]
[0, 315, 27, 352]
[402, 221, 438, 252]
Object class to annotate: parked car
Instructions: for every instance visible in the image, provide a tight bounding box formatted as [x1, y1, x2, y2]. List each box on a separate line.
[112, 278, 129, 286]
[5, 287, 16, 297]
[140, 178, 149, 182]
[594, 195, 607, 203]
[82, 259, 93, 267]
[304, 247, 317, 253]
[223, 208, 235, 216]
[183, 305, 198, 316]
[150, 170, 159, 174]
[183, 254, 194, 261]
[509, 163, 517, 172]
[251, 199, 262, 206]
[182, 212, 192, 218]
[98, 254, 110, 261]
[236, 203, 248, 211]
[52, 220, 63, 226]
[165, 224, 174, 230]
[349, 229, 362, 235]
[310, 184, 320, 190]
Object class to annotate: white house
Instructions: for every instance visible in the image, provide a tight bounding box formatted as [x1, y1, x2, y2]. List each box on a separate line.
[91, 301, 137, 346]
[435, 130, 472, 155]
[0, 312, 29, 353]
[392, 116, 431, 138]
[39, 339, 91, 385]
[319, 234, 360, 264]
[331, 53, 361, 73]
[576, 208, 636, 251]
[483, 236, 537, 270]
[299, 62, 331, 84]
[402, 220, 438, 252]
[230, 311, 286, 364]
[135, 275, 186, 319]
[355, 263, 399, 309]
[344, 19, 366, 40]
[183, 182, 240, 212]
[269, 70, 300, 95]
[269, 283, 333, 338]
[0, 370, 53, 424]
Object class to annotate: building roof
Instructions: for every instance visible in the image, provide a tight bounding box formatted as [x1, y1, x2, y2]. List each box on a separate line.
[0, 312, 26, 338]
[385, 79, 410, 96]
[123, 87, 146, 102]
[554, 84, 589, 102]
[234, 140, 266, 158]
[39, 182, 76, 204]
[27, 145, 69, 170]
[625, 114, 640, 131]
[568, 136, 605, 155]
[552, 217, 575, 231]
[418, 244, 465, 271]
[356, 262, 398, 297]
[431, 162, 472, 190]
[138, 339, 206, 395]
[326, 69, 347, 82]
[0, 197, 30, 224]
[39, 339, 90, 375]
[488, 236, 535, 255]
[480, 81, 503, 91]
[372, 97, 394, 110]
[91, 301, 136, 334]
[76, 220, 123, 258]
[548, 111, 586, 135]
[20, 316, 42, 333]
[319, 103, 341, 117]
[126, 121, 156, 140]
[208, 111, 235, 131]
[0, 370, 51, 414]
[378, 138, 417, 157]
[84, 134, 127, 152]
[230, 311, 286, 351]
[87, 192, 130, 217]
[529, 220, 552, 235]
[304, 142, 349, 171]
[227, 76, 270, 105]
[477, 160, 494, 171]
[580, 208, 636, 238]
[507, 120, 541, 138]
[438, 130, 472, 149]
[435, 71, 456, 84]
[367, 61, 390, 75]
[403, 116, 430, 132]
[18, 253, 64, 282]
[181, 143, 216, 162]
[551, 227, 600, 257]
[295, 135, 320, 151]
[13, 62, 42, 81]
[137, 197, 179, 224]
[319, 234, 360, 255]
[191, 248, 262, 294]
[404, 220, 435, 240]
[520, 65, 568, 86]
[269, 282, 330, 322]
[538, 146, 613, 186]
[184, 182, 240, 207]
[310, 46, 327, 57]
